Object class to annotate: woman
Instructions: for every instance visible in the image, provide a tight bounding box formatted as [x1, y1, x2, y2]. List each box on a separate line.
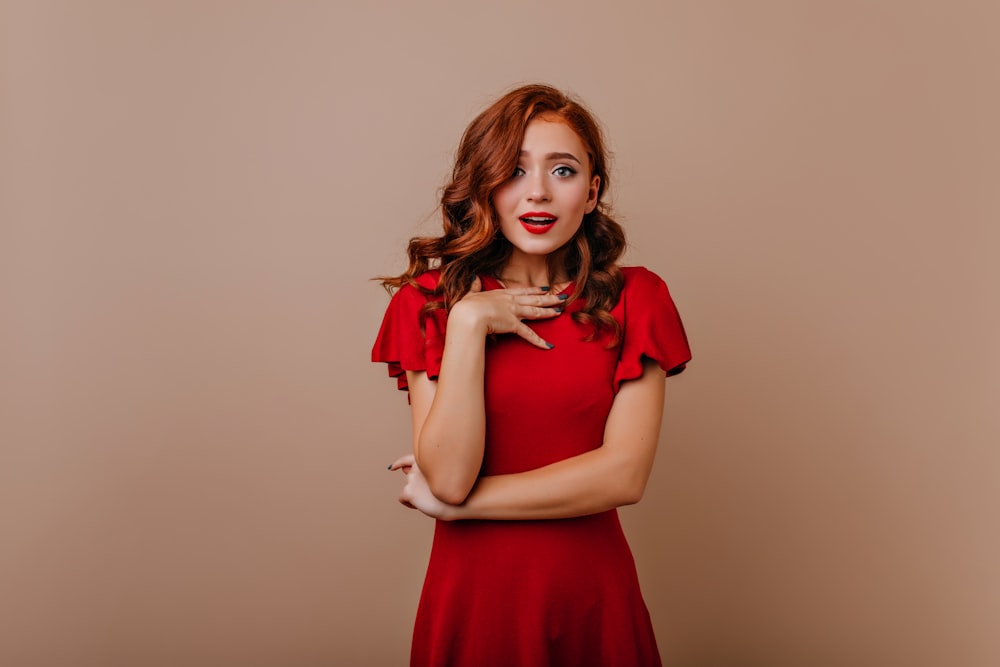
[372, 84, 690, 667]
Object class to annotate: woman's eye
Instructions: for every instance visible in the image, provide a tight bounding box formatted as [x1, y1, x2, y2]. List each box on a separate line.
[511, 167, 526, 177]
[553, 166, 576, 177]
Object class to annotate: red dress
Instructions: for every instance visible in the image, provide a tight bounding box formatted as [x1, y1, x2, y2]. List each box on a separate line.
[372, 266, 691, 667]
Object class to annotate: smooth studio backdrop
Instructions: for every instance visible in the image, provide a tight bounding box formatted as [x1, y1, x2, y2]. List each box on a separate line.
[2, 2, 998, 666]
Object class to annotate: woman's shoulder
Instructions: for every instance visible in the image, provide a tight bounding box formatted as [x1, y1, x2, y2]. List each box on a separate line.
[392, 269, 442, 297]
[613, 265, 691, 385]
[619, 265, 669, 293]
[411, 269, 442, 291]
[620, 265, 659, 280]
[373, 269, 447, 390]
[377, 270, 444, 323]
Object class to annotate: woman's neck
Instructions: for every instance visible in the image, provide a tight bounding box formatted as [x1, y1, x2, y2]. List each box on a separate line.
[498, 269, 551, 288]
[499, 250, 569, 288]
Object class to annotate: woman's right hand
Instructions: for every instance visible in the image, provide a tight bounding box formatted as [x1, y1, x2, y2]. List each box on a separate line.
[390, 454, 454, 520]
[448, 277, 566, 349]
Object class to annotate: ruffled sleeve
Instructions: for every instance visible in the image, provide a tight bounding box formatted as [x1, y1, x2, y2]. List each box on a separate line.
[371, 271, 447, 392]
[613, 266, 692, 392]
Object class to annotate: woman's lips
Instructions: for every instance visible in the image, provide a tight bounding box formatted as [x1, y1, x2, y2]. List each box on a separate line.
[519, 212, 558, 235]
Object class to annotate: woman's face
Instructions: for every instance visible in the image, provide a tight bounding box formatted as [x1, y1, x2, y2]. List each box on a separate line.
[493, 117, 600, 263]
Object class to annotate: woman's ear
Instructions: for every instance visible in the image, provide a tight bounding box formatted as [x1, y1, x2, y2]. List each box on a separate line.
[586, 175, 601, 213]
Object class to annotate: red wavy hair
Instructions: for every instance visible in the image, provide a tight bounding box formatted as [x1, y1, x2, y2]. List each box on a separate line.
[381, 83, 626, 343]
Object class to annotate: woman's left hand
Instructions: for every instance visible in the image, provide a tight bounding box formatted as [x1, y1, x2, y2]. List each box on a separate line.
[389, 454, 456, 520]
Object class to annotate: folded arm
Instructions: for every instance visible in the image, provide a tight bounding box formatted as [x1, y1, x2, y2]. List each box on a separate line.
[395, 356, 667, 520]
[411, 280, 564, 505]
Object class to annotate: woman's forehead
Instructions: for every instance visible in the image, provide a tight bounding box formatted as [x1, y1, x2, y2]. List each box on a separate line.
[516, 118, 592, 173]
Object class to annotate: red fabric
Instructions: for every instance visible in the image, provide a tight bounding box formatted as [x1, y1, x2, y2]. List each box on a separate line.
[371, 271, 448, 391]
[372, 266, 691, 667]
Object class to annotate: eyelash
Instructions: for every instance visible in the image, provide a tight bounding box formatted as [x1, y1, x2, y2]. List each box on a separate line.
[511, 166, 577, 178]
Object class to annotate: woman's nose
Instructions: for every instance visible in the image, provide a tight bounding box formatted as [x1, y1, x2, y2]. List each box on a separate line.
[526, 174, 550, 201]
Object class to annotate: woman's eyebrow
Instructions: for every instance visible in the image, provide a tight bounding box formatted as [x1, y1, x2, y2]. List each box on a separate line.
[519, 150, 583, 165]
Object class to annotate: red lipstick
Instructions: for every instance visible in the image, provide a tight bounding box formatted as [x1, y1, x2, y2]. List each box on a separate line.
[519, 211, 558, 235]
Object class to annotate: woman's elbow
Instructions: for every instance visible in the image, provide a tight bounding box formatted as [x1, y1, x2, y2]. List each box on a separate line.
[415, 438, 481, 506]
[613, 460, 651, 506]
[430, 480, 472, 506]
[617, 480, 646, 506]
[421, 466, 475, 506]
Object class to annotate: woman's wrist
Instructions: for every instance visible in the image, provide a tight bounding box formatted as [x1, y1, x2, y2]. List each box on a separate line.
[446, 302, 489, 338]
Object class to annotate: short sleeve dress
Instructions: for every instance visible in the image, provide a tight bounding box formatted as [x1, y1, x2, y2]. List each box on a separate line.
[372, 266, 691, 667]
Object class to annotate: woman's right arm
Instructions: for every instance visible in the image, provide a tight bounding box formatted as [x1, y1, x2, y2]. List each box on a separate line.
[410, 281, 564, 505]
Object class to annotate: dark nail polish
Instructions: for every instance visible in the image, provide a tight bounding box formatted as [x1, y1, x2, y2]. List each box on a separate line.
[387, 464, 392, 470]
[540, 286, 551, 291]
[558, 294, 569, 301]
[555, 307, 564, 314]
[546, 342, 555, 349]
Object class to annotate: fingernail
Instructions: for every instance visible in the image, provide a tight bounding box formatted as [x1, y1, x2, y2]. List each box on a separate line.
[558, 294, 569, 301]
[546, 342, 555, 349]
[540, 286, 551, 291]
[387, 464, 392, 470]
[555, 307, 564, 314]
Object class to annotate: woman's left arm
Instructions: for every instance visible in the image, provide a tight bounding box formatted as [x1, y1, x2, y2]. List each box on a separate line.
[391, 357, 667, 520]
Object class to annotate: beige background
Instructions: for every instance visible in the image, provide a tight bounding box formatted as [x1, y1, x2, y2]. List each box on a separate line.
[2, 1, 998, 666]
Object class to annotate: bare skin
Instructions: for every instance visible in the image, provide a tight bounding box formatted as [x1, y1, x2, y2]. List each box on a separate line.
[390, 357, 665, 520]
[406, 278, 567, 504]
[388, 117, 668, 518]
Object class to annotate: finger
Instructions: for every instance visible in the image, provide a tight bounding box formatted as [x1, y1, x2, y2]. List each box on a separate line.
[504, 286, 553, 296]
[388, 454, 416, 471]
[511, 294, 570, 313]
[515, 293, 565, 307]
[468, 276, 482, 294]
[514, 322, 554, 350]
[517, 305, 563, 320]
